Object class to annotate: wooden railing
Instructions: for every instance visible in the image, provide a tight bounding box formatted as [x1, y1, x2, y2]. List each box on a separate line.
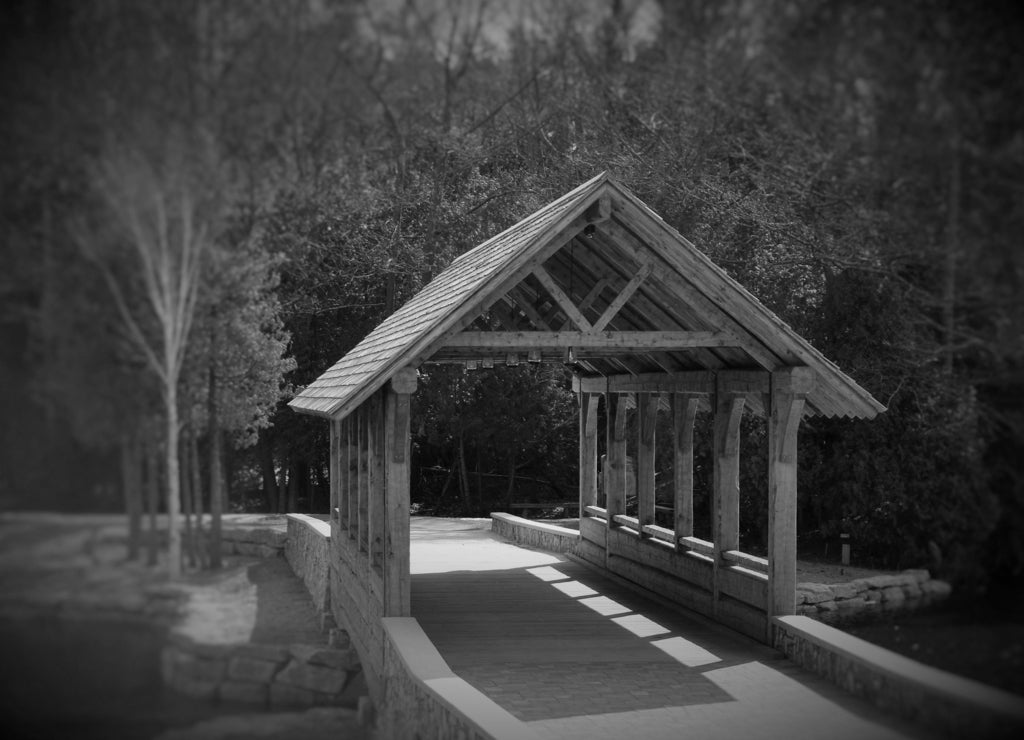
[577, 504, 771, 640]
[723, 549, 769, 574]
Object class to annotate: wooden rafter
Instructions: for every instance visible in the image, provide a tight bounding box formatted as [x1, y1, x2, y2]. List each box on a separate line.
[507, 286, 551, 331]
[532, 266, 592, 330]
[598, 253, 728, 370]
[601, 218, 784, 371]
[579, 277, 611, 313]
[592, 259, 652, 331]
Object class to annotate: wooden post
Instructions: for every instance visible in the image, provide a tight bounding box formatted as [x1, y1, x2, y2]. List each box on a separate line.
[637, 393, 658, 533]
[384, 367, 417, 617]
[344, 415, 356, 535]
[713, 379, 744, 613]
[358, 406, 369, 553]
[579, 393, 600, 509]
[368, 392, 386, 569]
[673, 394, 700, 546]
[767, 367, 814, 638]
[605, 394, 629, 568]
[329, 420, 339, 525]
[605, 395, 629, 523]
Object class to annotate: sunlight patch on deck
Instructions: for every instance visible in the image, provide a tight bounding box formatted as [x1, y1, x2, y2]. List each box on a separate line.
[611, 614, 670, 638]
[576, 595, 631, 616]
[650, 636, 722, 667]
[551, 580, 599, 598]
[526, 565, 570, 582]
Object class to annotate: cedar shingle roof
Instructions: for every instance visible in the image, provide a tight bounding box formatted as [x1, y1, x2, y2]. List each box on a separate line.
[290, 174, 885, 421]
[289, 173, 610, 418]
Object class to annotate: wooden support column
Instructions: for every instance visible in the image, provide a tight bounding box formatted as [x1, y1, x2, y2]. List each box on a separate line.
[767, 367, 814, 636]
[578, 392, 600, 509]
[368, 392, 386, 569]
[384, 367, 417, 617]
[712, 378, 745, 613]
[345, 415, 356, 536]
[637, 393, 658, 533]
[329, 420, 339, 525]
[357, 406, 369, 553]
[605, 394, 629, 568]
[605, 395, 629, 522]
[339, 418, 347, 529]
[672, 394, 700, 545]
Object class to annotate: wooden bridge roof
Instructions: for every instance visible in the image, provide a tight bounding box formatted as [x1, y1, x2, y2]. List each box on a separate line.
[290, 173, 884, 421]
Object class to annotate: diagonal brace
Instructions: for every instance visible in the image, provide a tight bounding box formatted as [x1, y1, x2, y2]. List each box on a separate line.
[592, 259, 653, 331]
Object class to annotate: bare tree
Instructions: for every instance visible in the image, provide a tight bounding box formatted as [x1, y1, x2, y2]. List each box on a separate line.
[79, 129, 222, 579]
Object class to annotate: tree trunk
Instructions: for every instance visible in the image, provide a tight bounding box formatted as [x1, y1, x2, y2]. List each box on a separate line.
[121, 433, 143, 561]
[286, 459, 300, 512]
[180, 427, 195, 569]
[504, 448, 516, 512]
[276, 456, 288, 513]
[208, 365, 223, 569]
[475, 451, 483, 517]
[458, 432, 471, 515]
[144, 434, 159, 567]
[314, 458, 329, 513]
[165, 385, 183, 579]
[438, 456, 456, 502]
[190, 427, 207, 569]
[260, 435, 278, 514]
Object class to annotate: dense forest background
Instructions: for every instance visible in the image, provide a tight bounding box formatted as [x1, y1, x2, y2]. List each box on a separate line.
[1, 1, 1021, 587]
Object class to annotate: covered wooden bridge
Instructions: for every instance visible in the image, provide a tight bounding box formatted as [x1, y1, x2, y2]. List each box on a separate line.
[288, 173, 883, 718]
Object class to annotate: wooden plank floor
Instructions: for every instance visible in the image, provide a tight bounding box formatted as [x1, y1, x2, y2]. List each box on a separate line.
[409, 518, 925, 739]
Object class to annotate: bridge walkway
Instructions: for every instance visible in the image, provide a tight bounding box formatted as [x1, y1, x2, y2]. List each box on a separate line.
[410, 517, 926, 740]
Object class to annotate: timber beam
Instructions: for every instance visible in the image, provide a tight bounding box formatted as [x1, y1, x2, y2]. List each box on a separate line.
[574, 369, 772, 395]
[532, 267, 592, 330]
[443, 331, 737, 351]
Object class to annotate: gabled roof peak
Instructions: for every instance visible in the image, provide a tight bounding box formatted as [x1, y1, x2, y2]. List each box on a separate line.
[290, 175, 883, 421]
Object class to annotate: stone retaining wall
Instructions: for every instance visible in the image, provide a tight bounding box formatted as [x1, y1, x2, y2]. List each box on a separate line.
[774, 615, 1024, 739]
[490, 513, 579, 554]
[285, 514, 332, 618]
[161, 632, 362, 709]
[797, 569, 952, 622]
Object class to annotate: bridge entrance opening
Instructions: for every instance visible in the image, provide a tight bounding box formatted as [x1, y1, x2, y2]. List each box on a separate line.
[288, 174, 883, 705]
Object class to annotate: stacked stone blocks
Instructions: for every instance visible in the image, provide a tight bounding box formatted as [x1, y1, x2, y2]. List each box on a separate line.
[795, 569, 952, 621]
[161, 635, 362, 708]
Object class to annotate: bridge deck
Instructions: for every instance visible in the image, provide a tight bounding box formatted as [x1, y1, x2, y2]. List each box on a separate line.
[410, 517, 925, 740]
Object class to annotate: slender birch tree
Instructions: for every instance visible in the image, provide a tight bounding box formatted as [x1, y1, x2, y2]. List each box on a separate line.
[80, 129, 223, 578]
